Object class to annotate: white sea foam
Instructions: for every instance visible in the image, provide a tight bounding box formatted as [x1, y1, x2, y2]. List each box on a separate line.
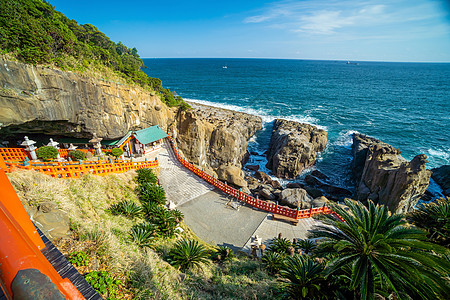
[185, 98, 327, 130]
[332, 130, 360, 148]
[427, 148, 450, 162]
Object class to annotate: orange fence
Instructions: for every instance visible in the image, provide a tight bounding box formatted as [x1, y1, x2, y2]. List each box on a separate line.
[0, 169, 85, 299]
[168, 137, 343, 221]
[58, 149, 95, 159]
[5, 159, 158, 179]
[0, 147, 30, 162]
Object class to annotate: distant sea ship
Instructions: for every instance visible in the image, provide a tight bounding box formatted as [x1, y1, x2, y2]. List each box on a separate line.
[346, 61, 359, 65]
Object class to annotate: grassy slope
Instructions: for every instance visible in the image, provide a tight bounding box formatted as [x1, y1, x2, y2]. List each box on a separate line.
[7, 169, 282, 299]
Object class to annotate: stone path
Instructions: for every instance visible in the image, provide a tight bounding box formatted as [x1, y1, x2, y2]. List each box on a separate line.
[154, 141, 324, 253]
[157, 143, 215, 207]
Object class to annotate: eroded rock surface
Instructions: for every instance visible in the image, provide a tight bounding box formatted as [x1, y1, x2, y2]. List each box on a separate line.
[352, 133, 431, 213]
[266, 119, 327, 179]
[431, 165, 450, 196]
[175, 102, 262, 173]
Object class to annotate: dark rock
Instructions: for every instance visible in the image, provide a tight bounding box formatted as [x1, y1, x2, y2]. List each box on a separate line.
[259, 188, 276, 200]
[242, 151, 250, 166]
[271, 180, 282, 189]
[351, 133, 431, 213]
[254, 171, 272, 183]
[286, 182, 303, 189]
[431, 165, 450, 196]
[304, 174, 322, 186]
[246, 165, 260, 171]
[266, 119, 327, 179]
[311, 170, 329, 181]
[304, 187, 323, 199]
[250, 151, 259, 156]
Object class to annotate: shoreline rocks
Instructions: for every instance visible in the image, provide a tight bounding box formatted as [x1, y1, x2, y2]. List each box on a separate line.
[266, 119, 327, 179]
[431, 165, 450, 196]
[352, 133, 431, 213]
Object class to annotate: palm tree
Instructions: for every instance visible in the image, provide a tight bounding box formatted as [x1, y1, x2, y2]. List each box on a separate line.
[279, 254, 327, 299]
[309, 199, 450, 300]
[407, 197, 449, 247]
[169, 239, 209, 271]
[295, 239, 317, 255]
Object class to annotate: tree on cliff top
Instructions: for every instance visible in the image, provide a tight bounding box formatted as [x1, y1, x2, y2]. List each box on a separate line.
[0, 0, 187, 108]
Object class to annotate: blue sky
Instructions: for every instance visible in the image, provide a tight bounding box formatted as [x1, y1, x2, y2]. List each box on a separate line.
[49, 0, 450, 62]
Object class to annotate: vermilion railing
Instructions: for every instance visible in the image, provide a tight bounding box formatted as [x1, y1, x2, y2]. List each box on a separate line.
[0, 148, 95, 162]
[168, 137, 343, 221]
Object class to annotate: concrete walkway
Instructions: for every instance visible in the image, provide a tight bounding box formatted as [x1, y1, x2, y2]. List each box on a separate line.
[155, 141, 323, 252]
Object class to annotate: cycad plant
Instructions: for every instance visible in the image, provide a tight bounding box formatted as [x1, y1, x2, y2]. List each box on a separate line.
[267, 237, 292, 255]
[138, 182, 166, 205]
[148, 205, 178, 237]
[168, 239, 209, 271]
[310, 199, 450, 300]
[109, 200, 142, 218]
[130, 226, 154, 248]
[261, 251, 284, 275]
[214, 246, 234, 262]
[295, 239, 317, 255]
[407, 197, 449, 247]
[136, 168, 158, 185]
[280, 254, 326, 299]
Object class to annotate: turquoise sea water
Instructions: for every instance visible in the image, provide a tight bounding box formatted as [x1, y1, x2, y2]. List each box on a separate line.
[143, 58, 450, 191]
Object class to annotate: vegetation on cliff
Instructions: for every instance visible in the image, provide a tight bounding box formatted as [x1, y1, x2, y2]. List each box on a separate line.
[0, 0, 188, 108]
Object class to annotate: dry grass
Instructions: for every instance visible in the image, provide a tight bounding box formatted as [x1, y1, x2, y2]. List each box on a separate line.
[7, 169, 282, 299]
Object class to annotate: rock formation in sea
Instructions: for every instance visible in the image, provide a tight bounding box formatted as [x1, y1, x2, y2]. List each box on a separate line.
[431, 165, 450, 197]
[352, 133, 431, 213]
[266, 119, 327, 179]
[175, 102, 262, 186]
[0, 58, 174, 139]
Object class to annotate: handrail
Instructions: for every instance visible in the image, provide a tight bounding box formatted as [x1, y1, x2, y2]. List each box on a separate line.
[167, 137, 343, 221]
[0, 168, 85, 299]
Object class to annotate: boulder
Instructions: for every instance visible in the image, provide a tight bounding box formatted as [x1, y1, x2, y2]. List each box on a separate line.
[217, 165, 247, 188]
[259, 188, 276, 200]
[254, 171, 272, 183]
[279, 188, 313, 208]
[266, 119, 327, 179]
[271, 180, 282, 189]
[246, 165, 260, 171]
[33, 208, 70, 241]
[311, 196, 328, 207]
[431, 165, 450, 196]
[352, 133, 431, 213]
[286, 182, 303, 189]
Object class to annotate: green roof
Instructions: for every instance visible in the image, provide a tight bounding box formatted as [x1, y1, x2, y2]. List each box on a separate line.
[133, 125, 168, 144]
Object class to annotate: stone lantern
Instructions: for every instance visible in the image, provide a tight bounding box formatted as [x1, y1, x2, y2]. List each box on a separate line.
[68, 143, 78, 151]
[20, 136, 37, 160]
[47, 138, 60, 159]
[89, 133, 103, 156]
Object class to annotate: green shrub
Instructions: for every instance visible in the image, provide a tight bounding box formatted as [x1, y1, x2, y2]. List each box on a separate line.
[168, 239, 209, 271]
[130, 226, 154, 248]
[138, 183, 166, 206]
[136, 168, 158, 185]
[295, 239, 317, 255]
[84, 271, 122, 298]
[261, 252, 284, 275]
[68, 150, 86, 161]
[68, 251, 89, 267]
[147, 205, 179, 237]
[110, 148, 123, 158]
[268, 237, 292, 255]
[36, 146, 58, 161]
[214, 246, 234, 262]
[109, 200, 142, 218]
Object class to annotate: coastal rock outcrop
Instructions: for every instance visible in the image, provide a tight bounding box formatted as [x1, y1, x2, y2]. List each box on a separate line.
[352, 133, 431, 213]
[279, 188, 313, 209]
[0, 58, 175, 139]
[266, 119, 327, 179]
[431, 165, 450, 196]
[175, 102, 262, 172]
[216, 165, 247, 188]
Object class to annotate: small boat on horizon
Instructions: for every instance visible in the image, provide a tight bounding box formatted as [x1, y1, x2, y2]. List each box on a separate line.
[346, 61, 359, 65]
[222, 66, 228, 69]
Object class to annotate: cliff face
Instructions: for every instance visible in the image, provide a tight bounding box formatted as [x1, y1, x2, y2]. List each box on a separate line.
[352, 133, 431, 213]
[175, 102, 262, 172]
[266, 119, 327, 179]
[0, 58, 175, 139]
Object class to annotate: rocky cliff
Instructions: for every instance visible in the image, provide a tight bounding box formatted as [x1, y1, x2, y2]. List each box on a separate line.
[175, 102, 262, 185]
[431, 165, 450, 197]
[0, 58, 175, 139]
[266, 119, 327, 179]
[352, 133, 431, 213]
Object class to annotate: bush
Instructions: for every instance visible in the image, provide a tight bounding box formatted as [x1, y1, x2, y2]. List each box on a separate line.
[214, 246, 234, 262]
[110, 148, 123, 158]
[36, 146, 59, 161]
[130, 226, 154, 248]
[295, 239, 317, 255]
[147, 205, 178, 237]
[68, 251, 89, 267]
[261, 252, 284, 275]
[268, 237, 292, 255]
[109, 200, 142, 218]
[84, 271, 122, 298]
[68, 150, 86, 161]
[168, 239, 209, 271]
[138, 182, 166, 206]
[136, 168, 158, 185]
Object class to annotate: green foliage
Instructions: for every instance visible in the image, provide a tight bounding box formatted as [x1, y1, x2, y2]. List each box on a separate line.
[68, 250, 89, 267]
[109, 200, 142, 218]
[261, 251, 284, 275]
[280, 254, 326, 299]
[36, 145, 58, 161]
[146, 205, 179, 237]
[214, 246, 234, 262]
[136, 168, 158, 185]
[68, 149, 86, 161]
[267, 237, 292, 255]
[130, 226, 154, 248]
[295, 239, 317, 254]
[84, 270, 122, 298]
[168, 239, 209, 271]
[407, 197, 450, 247]
[110, 148, 123, 158]
[310, 199, 450, 300]
[0, 0, 190, 109]
[138, 182, 166, 206]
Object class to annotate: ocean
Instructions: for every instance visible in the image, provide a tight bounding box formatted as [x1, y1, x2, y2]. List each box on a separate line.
[142, 58, 450, 193]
